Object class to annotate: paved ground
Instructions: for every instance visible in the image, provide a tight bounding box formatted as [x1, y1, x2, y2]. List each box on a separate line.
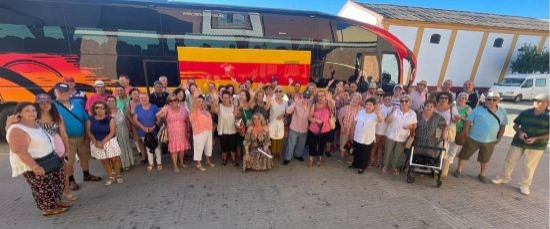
[0, 101, 548, 229]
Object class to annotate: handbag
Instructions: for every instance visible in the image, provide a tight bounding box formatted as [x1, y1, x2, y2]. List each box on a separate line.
[447, 107, 456, 142]
[157, 123, 168, 144]
[268, 119, 285, 140]
[329, 110, 336, 130]
[35, 152, 63, 174]
[52, 133, 65, 157]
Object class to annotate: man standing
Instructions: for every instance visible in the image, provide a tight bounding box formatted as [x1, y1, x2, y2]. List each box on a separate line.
[113, 74, 134, 97]
[492, 94, 549, 195]
[149, 80, 169, 108]
[158, 75, 171, 94]
[410, 80, 428, 112]
[454, 92, 508, 183]
[457, 80, 480, 108]
[85, 80, 111, 113]
[54, 83, 102, 190]
[63, 76, 87, 109]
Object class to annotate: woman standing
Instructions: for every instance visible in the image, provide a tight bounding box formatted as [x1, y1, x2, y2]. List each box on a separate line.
[372, 93, 393, 168]
[133, 93, 162, 171]
[243, 113, 273, 171]
[86, 101, 123, 185]
[413, 100, 447, 161]
[126, 88, 146, 164]
[235, 90, 253, 165]
[156, 94, 191, 173]
[350, 98, 383, 174]
[106, 96, 134, 171]
[211, 91, 239, 166]
[34, 94, 77, 202]
[190, 90, 215, 171]
[443, 92, 472, 175]
[252, 90, 269, 120]
[383, 95, 417, 175]
[338, 93, 361, 163]
[307, 90, 335, 167]
[267, 86, 288, 158]
[7, 102, 69, 216]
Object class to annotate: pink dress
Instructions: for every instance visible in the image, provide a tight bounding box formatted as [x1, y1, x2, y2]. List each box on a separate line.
[166, 106, 191, 153]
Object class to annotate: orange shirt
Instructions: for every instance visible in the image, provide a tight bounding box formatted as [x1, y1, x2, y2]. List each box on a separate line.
[190, 109, 213, 135]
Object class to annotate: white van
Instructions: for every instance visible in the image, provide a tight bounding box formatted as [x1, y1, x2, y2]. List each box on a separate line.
[490, 74, 550, 103]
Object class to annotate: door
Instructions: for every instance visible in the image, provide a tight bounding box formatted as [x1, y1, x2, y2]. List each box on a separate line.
[143, 60, 179, 93]
[534, 78, 548, 99]
[520, 79, 534, 99]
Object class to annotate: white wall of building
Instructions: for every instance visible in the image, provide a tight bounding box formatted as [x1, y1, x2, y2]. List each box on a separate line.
[416, 28, 452, 85]
[444, 31, 484, 85]
[387, 25, 418, 83]
[474, 33, 514, 87]
[337, 2, 380, 26]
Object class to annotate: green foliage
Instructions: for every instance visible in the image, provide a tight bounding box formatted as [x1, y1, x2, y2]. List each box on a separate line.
[510, 44, 549, 74]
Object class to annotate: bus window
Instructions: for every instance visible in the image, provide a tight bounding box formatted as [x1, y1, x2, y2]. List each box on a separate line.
[381, 53, 399, 84]
[0, 24, 33, 52]
[117, 30, 162, 56]
[335, 21, 378, 43]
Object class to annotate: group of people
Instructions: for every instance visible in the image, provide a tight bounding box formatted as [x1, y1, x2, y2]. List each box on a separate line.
[6, 74, 549, 216]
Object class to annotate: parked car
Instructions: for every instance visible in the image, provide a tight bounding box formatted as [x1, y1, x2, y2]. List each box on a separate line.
[490, 74, 549, 103]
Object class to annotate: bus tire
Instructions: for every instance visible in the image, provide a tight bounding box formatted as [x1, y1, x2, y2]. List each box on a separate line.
[0, 104, 16, 140]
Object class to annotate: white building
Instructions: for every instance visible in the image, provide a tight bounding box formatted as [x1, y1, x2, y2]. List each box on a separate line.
[338, 1, 549, 89]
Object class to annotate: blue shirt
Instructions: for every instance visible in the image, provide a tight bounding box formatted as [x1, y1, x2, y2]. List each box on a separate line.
[468, 105, 508, 143]
[55, 100, 89, 138]
[135, 104, 159, 138]
[89, 116, 111, 141]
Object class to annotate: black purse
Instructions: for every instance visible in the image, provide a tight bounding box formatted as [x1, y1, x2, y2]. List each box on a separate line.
[35, 152, 63, 174]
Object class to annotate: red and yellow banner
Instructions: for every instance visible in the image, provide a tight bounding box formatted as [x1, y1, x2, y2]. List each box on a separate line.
[177, 47, 311, 90]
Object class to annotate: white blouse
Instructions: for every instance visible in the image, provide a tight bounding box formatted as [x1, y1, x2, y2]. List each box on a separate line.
[385, 108, 418, 142]
[353, 109, 378, 145]
[7, 124, 54, 177]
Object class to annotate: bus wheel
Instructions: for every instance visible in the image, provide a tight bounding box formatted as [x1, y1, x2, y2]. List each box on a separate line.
[0, 104, 16, 140]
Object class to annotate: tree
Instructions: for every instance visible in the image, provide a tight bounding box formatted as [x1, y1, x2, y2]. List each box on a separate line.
[510, 44, 549, 74]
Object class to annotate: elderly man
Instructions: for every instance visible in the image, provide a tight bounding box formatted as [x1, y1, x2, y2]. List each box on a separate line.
[492, 94, 549, 195]
[63, 76, 87, 109]
[410, 80, 428, 111]
[454, 92, 508, 183]
[158, 75, 171, 94]
[113, 74, 134, 97]
[54, 83, 102, 190]
[149, 80, 169, 108]
[85, 80, 111, 113]
[457, 80, 479, 108]
[362, 83, 377, 100]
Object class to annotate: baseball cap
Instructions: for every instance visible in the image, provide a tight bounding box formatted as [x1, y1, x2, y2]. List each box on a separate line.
[376, 88, 384, 93]
[271, 76, 278, 82]
[63, 76, 75, 83]
[54, 83, 70, 92]
[94, 80, 105, 87]
[534, 93, 549, 101]
[35, 93, 52, 103]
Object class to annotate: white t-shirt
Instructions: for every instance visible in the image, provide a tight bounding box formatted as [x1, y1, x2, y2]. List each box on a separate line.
[376, 104, 393, 135]
[353, 109, 378, 145]
[385, 108, 418, 142]
[218, 104, 237, 135]
[435, 105, 459, 125]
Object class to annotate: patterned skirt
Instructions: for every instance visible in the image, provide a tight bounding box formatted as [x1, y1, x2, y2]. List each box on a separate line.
[243, 149, 273, 171]
[23, 168, 64, 211]
[91, 137, 122, 160]
[116, 124, 135, 170]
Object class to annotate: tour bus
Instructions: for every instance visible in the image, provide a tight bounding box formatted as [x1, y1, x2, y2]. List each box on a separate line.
[0, 0, 417, 138]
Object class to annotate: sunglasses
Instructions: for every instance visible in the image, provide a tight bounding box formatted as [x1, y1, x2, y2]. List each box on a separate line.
[94, 106, 105, 110]
[377, 93, 384, 95]
[168, 99, 178, 102]
[486, 98, 499, 101]
[400, 100, 409, 103]
[275, 90, 283, 93]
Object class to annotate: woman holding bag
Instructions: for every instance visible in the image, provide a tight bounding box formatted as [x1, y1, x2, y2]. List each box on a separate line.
[434, 91, 460, 177]
[34, 94, 77, 202]
[267, 86, 288, 159]
[7, 102, 69, 216]
[307, 90, 335, 167]
[443, 92, 472, 174]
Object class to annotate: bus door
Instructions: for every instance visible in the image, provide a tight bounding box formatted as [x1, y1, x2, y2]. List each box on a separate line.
[143, 60, 179, 93]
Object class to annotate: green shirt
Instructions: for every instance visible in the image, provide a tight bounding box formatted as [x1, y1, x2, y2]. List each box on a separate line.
[116, 97, 130, 113]
[511, 108, 549, 150]
[456, 105, 471, 133]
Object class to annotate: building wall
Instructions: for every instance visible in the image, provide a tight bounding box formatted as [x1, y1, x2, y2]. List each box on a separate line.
[416, 28, 452, 85]
[475, 33, 514, 87]
[444, 31, 483, 85]
[387, 25, 418, 83]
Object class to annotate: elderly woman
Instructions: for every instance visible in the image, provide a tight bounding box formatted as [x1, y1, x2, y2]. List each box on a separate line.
[338, 92, 362, 163]
[372, 93, 393, 168]
[190, 90, 215, 171]
[106, 96, 134, 171]
[133, 93, 162, 171]
[434, 91, 460, 176]
[86, 101, 123, 185]
[33, 94, 76, 202]
[413, 100, 447, 159]
[383, 94, 417, 175]
[252, 89, 270, 120]
[236, 90, 253, 165]
[284, 92, 311, 165]
[7, 102, 71, 216]
[350, 98, 383, 174]
[126, 88, 146, 164]
[307, 90, 335, 167]
[243, 112, 273, 171]
[156, 93, 191, 173]
[211, 91, 239, 166]
[442, 92, 472, 175]
[267, 86, 288, 158]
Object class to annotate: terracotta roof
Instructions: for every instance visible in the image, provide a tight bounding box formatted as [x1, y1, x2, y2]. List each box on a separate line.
[356, 2, 549, 31]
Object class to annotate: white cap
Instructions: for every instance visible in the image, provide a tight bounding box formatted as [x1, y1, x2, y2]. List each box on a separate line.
[94, 80, 105, 87]
[486, 91, 500, 99]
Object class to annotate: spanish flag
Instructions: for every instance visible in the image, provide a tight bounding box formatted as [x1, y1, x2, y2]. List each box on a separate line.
[177, 47, 311, 88]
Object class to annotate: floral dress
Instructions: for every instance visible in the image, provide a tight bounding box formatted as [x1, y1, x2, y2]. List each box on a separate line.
[243, 127, 273, 171]
[166, 106, 191, 153]
[114, 109, 135, 170]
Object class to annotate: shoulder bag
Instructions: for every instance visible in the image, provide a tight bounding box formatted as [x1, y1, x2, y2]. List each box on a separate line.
[446, 107, 457, 142]
[35, 128, 63, 174]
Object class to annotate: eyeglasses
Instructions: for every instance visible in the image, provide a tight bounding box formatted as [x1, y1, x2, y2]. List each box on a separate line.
[400, 100, 409, 103]
[377, 93, 384, 95]
[486, 98, 499, 102]
[94, 106, 105, 110]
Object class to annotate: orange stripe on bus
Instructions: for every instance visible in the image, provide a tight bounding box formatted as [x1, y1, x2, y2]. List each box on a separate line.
[177, 47, 311, 65]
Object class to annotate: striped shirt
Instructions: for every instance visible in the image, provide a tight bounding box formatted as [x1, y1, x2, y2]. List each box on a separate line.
[511, 108, 549, 150]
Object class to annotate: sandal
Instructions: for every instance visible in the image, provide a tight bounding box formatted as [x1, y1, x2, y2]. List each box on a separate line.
[157, 165, 163, 171]
[392, 169, 400, 176]
[146, 165, 153, 171]
[180, 163, 188, 168]
[233, 162, 239, 167]
[56, 201, 73, 208]
[63, 192, 78, 202]
[105, 177, 114, 186]
[381, 167, 387, 174]
[116, 176, 124, 184]
[173, 168, 180, 174]
[206, 161, 215, 168]
[307, 159, 313, 167]
[83, 174, 102, 182]
[196, 164, 206, 171]
[42, 207, 69, 216]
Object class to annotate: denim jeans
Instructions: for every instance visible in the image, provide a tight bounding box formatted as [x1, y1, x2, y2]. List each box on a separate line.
[284, 129, 307, 160]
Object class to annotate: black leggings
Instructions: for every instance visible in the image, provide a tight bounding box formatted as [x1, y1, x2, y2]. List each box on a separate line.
[352, 141, 373, 170]
[308, 131, 329, 157]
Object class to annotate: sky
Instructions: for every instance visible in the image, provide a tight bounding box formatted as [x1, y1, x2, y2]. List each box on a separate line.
[173, 0, 550, 19]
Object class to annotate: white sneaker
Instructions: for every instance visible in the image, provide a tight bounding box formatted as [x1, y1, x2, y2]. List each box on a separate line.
[491, 178, 509, 184]
[520, 186, 531, 195]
